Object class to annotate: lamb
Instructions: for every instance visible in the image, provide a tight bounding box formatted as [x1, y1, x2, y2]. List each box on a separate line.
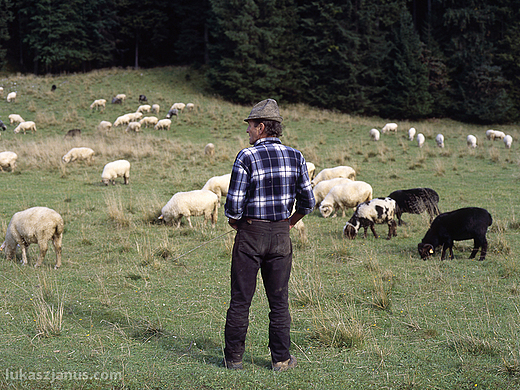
[503, 135, 513, 149]
[112, 97, 122, 104]
[159, 190, 219, 228]
[388, 188, 440, 226]
[115, 94, 126, 102]
[0, 207, 64, 269]
[343, 197, 397, 240]
[7, 92, 16, 102]
[9, 114, 24, 125]
[408, 127, 416, 141]
[101, 160, 130, 185]
[64, 129, 81, 138]
[418, 207, 492, 261]
[171, 102, 186, 112]
[90, 99, 106, 111]
[369, 128, 380, 141]
[14, 121, 37, 134]
[155, 119, 172, 130]
[467, 135, 477, 148]
[137, 104, 151, 113]
[114, 115, 131, 127]
[201, 173, 231, 201]
[139, 94, 147, 103]
[0, 151, 18, 171]
[151, 104, 160, 114]
[139, 116, 158, 128]
[186, 103, 195, 111]
[306, 162, 316, 180]
[312, 177, 353, 207]
[97, 121, 112, 132]
[0, 119, 6, 131]
[62, 147, 95, 164]
[204, 143, 215, 156]
[381, 122, 398, 133]
[417, 133, 425, 148]
[311, 165, 356, 188]
[125, 122, 141, 133]
[166, 108, 178, 119]
[319, 180, 373, 218]
[435, 133, 444, 148]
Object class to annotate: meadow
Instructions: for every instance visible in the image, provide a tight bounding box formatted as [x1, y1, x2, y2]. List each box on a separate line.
[0, 67, 519, 390]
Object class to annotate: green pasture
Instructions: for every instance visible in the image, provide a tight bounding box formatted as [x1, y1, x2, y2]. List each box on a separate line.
[0, 67, 519, 389]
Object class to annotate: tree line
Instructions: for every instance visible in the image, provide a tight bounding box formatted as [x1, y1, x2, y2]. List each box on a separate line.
[1, 0, 520, 124]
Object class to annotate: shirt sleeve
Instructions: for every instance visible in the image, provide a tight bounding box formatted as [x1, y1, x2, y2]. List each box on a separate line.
[224, 153, 250, 220]
[294, 158, 316, 215]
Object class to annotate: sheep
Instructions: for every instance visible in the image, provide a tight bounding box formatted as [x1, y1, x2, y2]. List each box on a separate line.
[9, 114, 24, 125]
[418, 207, 492, 261]
[171, 102, 186, 112]
[62, 147, 95, 164]
[417, 133, 425, 148]
[90, 99, 106, 111]
[125, 122, 141, 133]
[166, 108, 178, 119]
[204, 143, 215, 156]
[7, 92, 16, 102]
[151, 104, 160, 114]
[14, 121, 37, 134]
[306, 162, 316, 180]
[435, 133, 444, 148]
[312, 177, 353, 207]
[159, 190, 219, 228]
[369, 128, 380, 141]
[115, 94, 126, 102]
[381, 122, 398, 133]
[97, 121, 112, 132]
[504, 135, 513, 149]
[114, 115, 131, 127]
[0, 207, 64, 269]
[388, 188, 440, 226]
[0, 151, 18, 171]
[137, 104, 151, 113]
[126, 112, 143, 122]
[139, 94, 147, 103]
[343, 197, 397, 240]
[319, 180, 373, 218]
[408, 127, 416, 141]
[201, 173, 231, 202]
[139, 116, 158, 128]
[101, 160, 130, 185]
[492, 130, 506, 140]
[155, 119, 172, 131]
[0, 119, 6, 131]
[311, 165, 356, 188]
[186, 103, 195, 111]
[51, 85, 57, 92]
[112, 97, 122, 104]
[467, 135, 477, 148]
[0, 87, 3, 96]
[486, 129, 496, 140]
[64, 129, 81, 138]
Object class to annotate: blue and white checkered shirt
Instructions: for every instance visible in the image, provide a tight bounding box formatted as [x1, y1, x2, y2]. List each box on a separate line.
[225, 138, 315, 221]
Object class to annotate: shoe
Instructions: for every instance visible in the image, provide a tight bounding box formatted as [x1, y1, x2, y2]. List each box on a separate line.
[222, 358, 243, 370]
[272, 355, 297, 371]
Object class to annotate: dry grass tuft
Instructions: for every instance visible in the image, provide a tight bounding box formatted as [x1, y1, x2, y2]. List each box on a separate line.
[33, 276, 64, 337]
[104, 190, 132, 228]
[310, 306, 367, 349]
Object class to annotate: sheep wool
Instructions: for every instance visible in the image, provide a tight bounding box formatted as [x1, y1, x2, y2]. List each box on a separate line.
[151, 104, 160, 114]
[343, 197, 397, 240]
[369, 128, 380, 141]
[312, 177, 353, 207]
[155, 119, 171, 130]
[0, 151, 18, 171]
[114, 115, 131, 127]
[62, 147, 95, 164]
[319, 180, 373, 218]
[90, 99, 106, 110]
[381, 123, 398, 133]
[9, 114, 24, 125]
[14, 121, 36, 134]
[97, 121, 112, 132]
[6, 92, 16, 103]
[202, 173, 231, 202]
[305, 162, 316, 180]
[204, 143, 215, 156]
[417, 133, 425, 148]
[467, 135, 477, 148]
[137, 104, 151, 113]
[139, 117, 158, 128]
[504, 135, 513, 149]
[125, 122, 141, 133]
[435, 134, 444, 148]
[159, 190, 219, 228]
[311, 165, 356, 188]
[408, 127, 416, 141]
[101, 160, 130, 185]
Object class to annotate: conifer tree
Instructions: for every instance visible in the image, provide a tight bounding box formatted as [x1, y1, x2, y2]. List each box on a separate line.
[0, 0, 13, 69]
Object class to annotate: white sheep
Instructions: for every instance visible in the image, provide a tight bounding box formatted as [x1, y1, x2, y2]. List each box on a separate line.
[115, 94, 126, 102]
[492, 130, 505, 140]
[14, 121, 37, 134]
[114, 114, 131, 127]
[151, 104, 160, 114]
[417, 133, 425, 148]
[504, 135, 513, 149]
[171, 102, 186, 112]
[0, 87, 3, 97]
[435, 133, 444, 148]
[0, 151, 18, 171]
[6, 92, 16, 103]
[139, 116, 158, 128]
[311, 165, 356, 188]
[202, 173, 231, 202]
[312, 177, 353, 207]
[125, 122, 141, 133]
[97, 120, 112, 132]
[204, 143, 215, 156]
[101, 160, 130, 185]
[126, 112, 143, 122]
[8, 114, 25, 125]
[137, 104, 151, 113]
[186, 103, 195, 111]
[467, 135, 477, 148]
[319, 180, 373, 218]
[486, 129, 496, 140]
[369, 128, 380, 141]
[381, 122, 398, 133]
[408, 127, 416, 141]
[90, 99, 106, 111]
[0, 207, 64, 269]
[155, 119, 171, 130]
[159, 190, 219, 228]
[306, 162, 316, 180]
[62, 147, 95, 164]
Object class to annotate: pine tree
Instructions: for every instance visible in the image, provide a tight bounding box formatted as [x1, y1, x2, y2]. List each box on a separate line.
[0, 0, 14, 69]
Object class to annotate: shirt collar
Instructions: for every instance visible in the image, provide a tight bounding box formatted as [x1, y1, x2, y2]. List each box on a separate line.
[253, 137, 282, 146]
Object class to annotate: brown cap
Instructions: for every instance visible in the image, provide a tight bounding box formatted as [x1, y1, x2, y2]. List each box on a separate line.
[244, 99, 283, 123]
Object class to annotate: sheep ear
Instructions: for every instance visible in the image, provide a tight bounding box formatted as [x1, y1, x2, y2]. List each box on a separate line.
[429, 248, 434, 254]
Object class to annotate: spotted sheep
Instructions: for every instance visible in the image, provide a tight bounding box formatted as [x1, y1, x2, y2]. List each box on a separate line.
[343, 197, 397, 240]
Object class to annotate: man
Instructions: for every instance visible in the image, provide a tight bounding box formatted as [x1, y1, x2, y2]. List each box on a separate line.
[223, 98, 315, 371]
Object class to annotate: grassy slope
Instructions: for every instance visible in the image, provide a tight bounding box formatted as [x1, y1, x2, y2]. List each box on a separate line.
[0, 67, 519, 389]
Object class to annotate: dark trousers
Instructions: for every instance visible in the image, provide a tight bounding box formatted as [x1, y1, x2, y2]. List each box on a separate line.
[224, 219, 293, 363]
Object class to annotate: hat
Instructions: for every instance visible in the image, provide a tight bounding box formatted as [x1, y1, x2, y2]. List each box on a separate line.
[244, 99, 283, 123]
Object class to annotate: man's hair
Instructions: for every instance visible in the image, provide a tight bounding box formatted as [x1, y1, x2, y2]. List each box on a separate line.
[253, 120, 284, 138]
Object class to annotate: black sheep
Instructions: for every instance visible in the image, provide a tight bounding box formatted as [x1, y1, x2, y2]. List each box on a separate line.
[64, 129, 81, 138]
[418, 207, 492, 261]
[388, 188, 440, 225]
[139, 94, 147, 103]
[0, 119, 6, 131]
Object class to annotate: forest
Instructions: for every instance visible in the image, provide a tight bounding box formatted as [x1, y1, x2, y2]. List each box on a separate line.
[1, 0, 520, 124]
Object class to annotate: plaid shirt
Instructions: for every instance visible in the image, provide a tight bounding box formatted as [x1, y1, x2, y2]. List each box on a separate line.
[225, 138, 315, 221]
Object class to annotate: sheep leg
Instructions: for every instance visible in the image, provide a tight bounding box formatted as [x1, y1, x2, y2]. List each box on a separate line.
[440, 245, 448, 260]
[20, 245, 29, 265]
[186, 216, 193, 228]
[387, 220, 397, 239]
[35, 241, 49, 268]
[123, 175, 129, 185]
[53, 234, 62, 269]
[370, 224, 379, 239]
[478, 239, 488, 261]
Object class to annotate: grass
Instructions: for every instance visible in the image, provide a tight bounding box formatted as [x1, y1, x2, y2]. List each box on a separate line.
[0, 66, 520, 389]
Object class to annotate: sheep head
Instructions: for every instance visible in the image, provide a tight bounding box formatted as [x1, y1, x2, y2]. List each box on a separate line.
[319, 203, 334, 218]
[343, 223, 358, 239]
[418, 243, 434, 260]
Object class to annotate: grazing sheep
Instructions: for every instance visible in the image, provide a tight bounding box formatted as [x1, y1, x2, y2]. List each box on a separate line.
[408, 127, 416, 141]
[343, 197, 397, 240]
[155, 119, 171, 130]
[369, 128, 380, 141]
[0, 119, 6, 131]
[51, 85, 57, 92]
[388, 188, 440, 226]
[101, 160, 130, 185]
[202, 173, 231, 202]
[64, 129, 81, 138]
[139, 94, 147, 103]
[14, 121, 37, 134]
[312, 177, 353, 207]
[125, 122, 141, 133]
[97, 121, 112, 132]
[7, 92, 16, 102]
[186, 103, 195, 111]
[319, 180, 373, 218]
[112, 97, 122, 104]
[171, 102, 186, 112]
[0, 207, 64, 269]
[435, 133, 444, 148]
[0, 151, 18, 171]
[417, 133, 425, 148]
[126, 112, 142, 122]
[139, 116, 158, 128]
[151, 104, 160, 114]
[166, 108, 178, 119]
[115, 94, 126, 102]
[486, 129, 496, 140]
[113, 115, 131, 127]
[137, 104, 151, 113]
[467, 135, 477, 148]
[311, 165, 356, 187]
[492, 130, 506, 140]
[306, 162, 316, 180]
[159, 190, 219, 228]
[62, 147, 95, 164]
[90, 99, 106, 111]
[0, 87, 3, 96]
[9, 114, 24, 125]
[204, 143, 215, 156]
[504, 135, 513, 149]
[381, 122, 398, 133]
[418, 207, 492, 261]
